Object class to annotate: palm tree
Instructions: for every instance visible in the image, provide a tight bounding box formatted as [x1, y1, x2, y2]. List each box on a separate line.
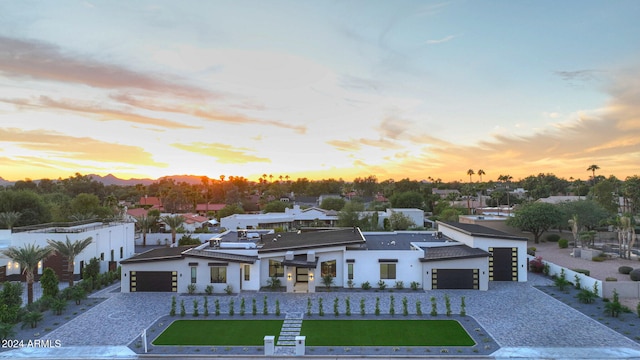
[0, 211, 21, 230]
[46, 236, 93, 287]
[498, 174, 513, 214]
[135, 215, 157, 247]
[477, 169, 485, 182]
[161, 214, 185, 245]
[1, 243, 52, 304]
[587, 164, 600, 184]
[466, 169, 475, 183]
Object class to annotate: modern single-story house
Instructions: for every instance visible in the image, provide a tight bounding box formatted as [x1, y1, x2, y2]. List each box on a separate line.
[119, 221, 528, 293]
[1, 221, 135, 283]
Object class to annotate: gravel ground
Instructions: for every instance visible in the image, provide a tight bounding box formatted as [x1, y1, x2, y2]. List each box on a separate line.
[32, 274, 640, 352]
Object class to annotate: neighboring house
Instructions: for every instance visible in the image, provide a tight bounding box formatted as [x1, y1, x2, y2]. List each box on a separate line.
[536, 195, 583, 204]
[138, 196, 163, 210]
[195, 203, 226, 216]
[3, 221, 135, 283]
[120, 222, 528, 294]
[432, 189, 460, 199]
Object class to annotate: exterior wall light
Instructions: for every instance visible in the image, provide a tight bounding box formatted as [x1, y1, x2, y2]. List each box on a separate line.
[309, 273, 314, 281]
[287, 273, 292, 280]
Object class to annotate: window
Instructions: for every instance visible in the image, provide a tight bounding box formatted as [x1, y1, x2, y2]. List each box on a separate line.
[100, 252, 104, 261]
[110, 249, 114, 262]
[269, 260, 284, 277]
[347, 263, 354, 280]
[243, 264, 250, 281]
[321, 260, 336, 277]
[211, 267, 227, 283]
[191, 267, 197, 284]
[380, 263, 396, 279]
[119, 247, 123, 259]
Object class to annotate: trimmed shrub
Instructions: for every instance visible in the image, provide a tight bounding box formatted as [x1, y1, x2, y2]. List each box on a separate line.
[573, 269, 590, 276]
[618, 266, 633, 275]
[546, 234, 560, 242]
[605, 277, 618, 282]
[361, 281, 371, 290]
[558, 238, 568, 248]
[527, 247, 536, 256]
[629, 269, 640, 281]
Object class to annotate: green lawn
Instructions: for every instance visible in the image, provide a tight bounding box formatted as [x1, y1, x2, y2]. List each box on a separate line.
[153, 320, 283, 346]
[300, 320, 475, 346]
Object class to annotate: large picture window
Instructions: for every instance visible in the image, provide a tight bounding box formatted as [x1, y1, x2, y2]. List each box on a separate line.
[210, 267, 227, 283]
[380, 263, 396, 280]
[269, 260, 284, 277]
[321, 260, 336, 277]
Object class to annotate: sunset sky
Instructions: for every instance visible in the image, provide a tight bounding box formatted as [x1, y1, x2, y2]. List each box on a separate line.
[1, 0, 639, 183]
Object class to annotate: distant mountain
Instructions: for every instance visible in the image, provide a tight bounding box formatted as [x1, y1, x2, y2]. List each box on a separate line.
[0, 176, 13, 186]
[87, 174, 155, 186]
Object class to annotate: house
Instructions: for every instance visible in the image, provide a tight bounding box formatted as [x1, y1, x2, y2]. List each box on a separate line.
[195, 203, 226, 216]
[2, 221, 135, 283]
[138, 196, 162, 210]
[119, 222, 528, 294]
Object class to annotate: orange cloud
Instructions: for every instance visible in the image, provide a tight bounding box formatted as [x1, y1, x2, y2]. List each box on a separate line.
[172, 142, 271, 164]
[0, 128, 164, 165]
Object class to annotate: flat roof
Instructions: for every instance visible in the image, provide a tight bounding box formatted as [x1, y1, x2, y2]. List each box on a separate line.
[258, 228, 365, 253]
[362, 232, 450, 250]
[438, 221, 528, 241]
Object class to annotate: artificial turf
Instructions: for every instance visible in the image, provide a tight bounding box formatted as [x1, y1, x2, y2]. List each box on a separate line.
[152, 320, 284, 346]
[300, 319, 475, 346]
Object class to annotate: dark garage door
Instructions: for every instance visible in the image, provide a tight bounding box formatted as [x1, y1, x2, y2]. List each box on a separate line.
[130, 271, 177, 292]
[432, 269, 478, 289]
[490, 247, 518, 281]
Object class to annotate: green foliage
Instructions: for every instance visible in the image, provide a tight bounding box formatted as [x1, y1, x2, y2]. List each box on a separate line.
[546, 234, 560, 242]
[337, 201, 365, 227]
[630, 269, 640, 281]
[205, 285, 213, 295]
[559, 199, 611, 231]
[604, 289, 623, 317]
[558, 238, 568, 248]
[319, 197, 346, 211]
[374, 297, 380, 316]
[0, 282, 23, 309]
[169, 296, 176, 316]
[262, 296, 267, 315]
[22, 311, 43, 329]
[215, 299, 220, 316]
[394, 281, 404, 289]
[554, 269, 570, 291]
[573, 269, 590, 276]
[229, 299, 235, 316]
[307, 298, 312, 316]
[430, 296, 437, 316]
[187, 283, 196, 295]
[402, 297, 408, 316]
[71, 285, 86, 305]
[460, 296, 466, 316]
[333, 297, 339, 316]
[574, 274, 581, 290]
[82, 257, 101, 280]
[361, 281, 371, 290]
[507, 202, 563, 243]
[252, 298, 257, 316]
[360, 298, 365, 316]
[389, 191, 424, 209]
[51, 297, 67, 315]
[267, 276, 281, 290]
[204, 297, 209, 317]
[389, 295, 395, 316]
[224, 285, 233, 295]
[178, 234, 201, 246]
[262, 200, 292, 213]
[444, 294, 451, 316]
[275, 299, 280, 316]
[192, 299, 199, 317]
[0, 322, 15, 341]
[345, 297, 351, 316]
[239, 297, 245, 316]
[0, 304, 20, 324]
[377, 280, 386, 290]
[416, 300, 422, 316]
[577, 289, 596, 304]
[410, 281, 420, 290]
[322, 274, 334, 290]
[180, 299, 186, 317]
[618, 266, 634, 275]
[40, 268, 59, 297]
[0, 189, 52, 226]
[217, 204, 244, 220]
[318, 298, 324, 316]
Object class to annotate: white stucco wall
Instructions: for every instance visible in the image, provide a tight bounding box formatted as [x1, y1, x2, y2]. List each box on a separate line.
[9, 222, 135, 276]
[342, 250, 424, 290]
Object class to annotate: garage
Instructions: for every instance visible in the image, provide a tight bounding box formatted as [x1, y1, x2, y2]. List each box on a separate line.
[432, 269, 478, 289]
[130, 271, 177, 292]
[489, 247, 518, 281]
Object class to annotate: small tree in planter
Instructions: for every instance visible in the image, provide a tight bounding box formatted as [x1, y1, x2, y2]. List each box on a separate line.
[193, 299, 199, 317]
[240, 297, 245, 316]
[180, 299, 186, 317]
[262, 296, 268, 315]
[215, 299, 220, 316]
[252, 298, 257, 316]
[604, 289, 624, 317]
[460, 296, 466, 316]
[360, 298, 365, 316]
[554, 269, 570, 291]
[345, 297, 351, 316]
[410, 281, 420, 291]
[72, 286, 86, 305]
[416, 300, 422, 316]
[267, 276, 281, 291]
[229, 299, 235, 316]
[444, 294, 451, 316]
[307, 298, 312, 316]
[389, 295, 395, 316]
[333, 297, 339, 316]
[430, 296, 437, 316]
[402, 297, 408, 316]
[374, 297, 380, 316]
[170, 296, 176, 316]
[203, 297, 209, 317]
[275, 299, 280, 316]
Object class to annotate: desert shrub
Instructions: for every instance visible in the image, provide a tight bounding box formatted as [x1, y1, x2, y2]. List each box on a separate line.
[394, 281, 404, 290]
[224, 285, 233, 295]
[577, 289, 596, 304]
[377, 280, 387, 290]
[410, 281, 420, 290]
[629, 269, 640, 281]
[187, 284, 196, 295]
[558, 238, 568, 248]
[205, 285, 213, 295]
[527, 247, 536, 256]
[51, 297, 67, 315]
[546, 234, 560, 242]
[361, 281, 371, 290]
[618, 266, 633, 275]
[267, 276, 281, 290]
[604, 289, 623, 317]
[554, 269, 570, 291]
[605, 277, 617, 282]
[573, 269, 590, 276]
